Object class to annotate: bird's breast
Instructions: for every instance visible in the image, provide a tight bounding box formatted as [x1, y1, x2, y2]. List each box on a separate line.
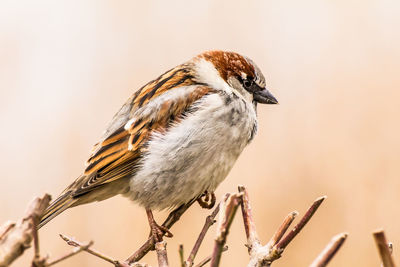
[126, 92, 257, 210]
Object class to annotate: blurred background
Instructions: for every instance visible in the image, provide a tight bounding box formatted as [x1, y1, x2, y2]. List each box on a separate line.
[1, 1, 400, 266]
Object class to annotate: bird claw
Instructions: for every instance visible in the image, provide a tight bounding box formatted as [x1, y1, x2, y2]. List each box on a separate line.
[148, 221, 173, 243]
[197, 191, 216, 209]
[146, 209, 173, 244]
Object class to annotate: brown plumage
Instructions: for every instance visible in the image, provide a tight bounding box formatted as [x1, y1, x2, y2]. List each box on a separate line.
[38, 50, 277, 231]
[39, 64, 212, 228]
[200, 51, 256, 82]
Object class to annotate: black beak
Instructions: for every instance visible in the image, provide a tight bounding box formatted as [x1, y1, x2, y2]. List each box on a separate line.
[253, 88, 278, 104]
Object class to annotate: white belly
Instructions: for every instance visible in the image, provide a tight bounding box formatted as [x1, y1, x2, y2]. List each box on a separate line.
[127, 93, 257, 210]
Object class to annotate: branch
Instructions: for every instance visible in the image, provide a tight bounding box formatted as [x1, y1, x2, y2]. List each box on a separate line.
[239, 185, 260, 252]
[309, 232, 348, 267]
[238, 185, 326, 267]
[0, 187, 346, 267]
[195, 246, 228, 267]
[0, 194, 51, 267]
[275, 196, 326, 251]
[179, 244, 185, 267]
[210, 193, 242, 267]
[46, 240, 93, 266]
[265, 211, 298, 250]
[185, 202, 220, 266]
[125, 199, 196, 264]
[194, 246, 228, 267]
[0, 222, 15, 243]
[154, 241, 168, 267]
[373, 230, 397, 267]
[59, 234, 131, 267]
[31, 211, 47, 267]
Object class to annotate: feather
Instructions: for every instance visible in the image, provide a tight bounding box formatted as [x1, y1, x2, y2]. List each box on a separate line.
[39, 64, 214, 226]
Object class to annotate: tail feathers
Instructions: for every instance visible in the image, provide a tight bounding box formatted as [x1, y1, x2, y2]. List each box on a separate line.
[38, 191, 77, 229]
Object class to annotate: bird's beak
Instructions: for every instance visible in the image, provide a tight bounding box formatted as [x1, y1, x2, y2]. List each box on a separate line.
[253, 88, 278, 104]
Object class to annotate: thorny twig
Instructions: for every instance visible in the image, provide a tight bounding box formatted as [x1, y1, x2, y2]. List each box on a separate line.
[373, 230, 397, 267]
[309, 232, 348, 267]
[210, 193, 242, 267]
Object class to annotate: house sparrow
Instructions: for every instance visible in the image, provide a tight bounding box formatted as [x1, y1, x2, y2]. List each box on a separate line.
[39, 50, 278, 240]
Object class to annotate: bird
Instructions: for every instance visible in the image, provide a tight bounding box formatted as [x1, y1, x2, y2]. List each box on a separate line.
[38, 50, 278, 241]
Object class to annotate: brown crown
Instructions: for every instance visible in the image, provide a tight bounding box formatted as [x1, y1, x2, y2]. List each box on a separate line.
[198, 51, 255, 83]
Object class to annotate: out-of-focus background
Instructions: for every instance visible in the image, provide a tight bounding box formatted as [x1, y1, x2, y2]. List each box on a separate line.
[1, 1, 400, 266]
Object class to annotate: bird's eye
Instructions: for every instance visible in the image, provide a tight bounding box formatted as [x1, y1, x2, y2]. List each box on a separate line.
[243, 78, 253, 89]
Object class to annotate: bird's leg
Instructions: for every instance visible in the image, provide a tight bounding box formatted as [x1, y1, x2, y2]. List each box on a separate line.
[197, 190, 216, 209]
[146, 208, 173, 243]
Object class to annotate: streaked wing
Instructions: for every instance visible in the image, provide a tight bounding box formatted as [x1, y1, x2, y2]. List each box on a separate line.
[70, 66, 213, 196]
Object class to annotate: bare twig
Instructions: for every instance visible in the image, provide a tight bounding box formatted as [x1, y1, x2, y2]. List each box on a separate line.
[193, 246, 228, 267]
[59, 234, 130, 267]
[264, 195, 326, 264]
[46, 240, 93, 266]
[309, 232, 348, 267]
[373, 230, 397, 267]
[155, 241, 169, 267]
[238, 185, 260, 252]
[0, 187, 343, 267]
[31, 216, 40, 261]
[125, 199, 196, 264]
[0, 194, 51, 267]
[210, 193, 242, 267]
[31, 215, 47, 267]
[275, 196, 326, 251]
[179, 244, 185, 267]
[239, 185, 326, 267]
[265, 211, 298, 249]
[0, 222, 15, 241]
[185, 202, 220, 266]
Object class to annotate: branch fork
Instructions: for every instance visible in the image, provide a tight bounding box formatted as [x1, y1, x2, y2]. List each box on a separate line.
[238, 185, 327, 266]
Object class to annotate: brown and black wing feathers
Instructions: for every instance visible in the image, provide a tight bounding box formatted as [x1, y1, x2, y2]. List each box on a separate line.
[75, 84, 213, 195]
[39, 66, 213, 228]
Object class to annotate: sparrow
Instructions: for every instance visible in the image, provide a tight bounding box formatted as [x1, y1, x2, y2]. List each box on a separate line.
[38, 50, 278, 241]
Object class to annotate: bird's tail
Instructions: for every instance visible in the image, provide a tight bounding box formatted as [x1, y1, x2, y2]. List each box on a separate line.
[38, 191, 77, 229]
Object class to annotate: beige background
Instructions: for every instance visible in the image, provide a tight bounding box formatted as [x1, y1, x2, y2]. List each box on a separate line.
[1, 1, 400, 266]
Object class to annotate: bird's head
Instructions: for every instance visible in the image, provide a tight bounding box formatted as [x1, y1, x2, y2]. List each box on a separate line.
[193, 50, 278, 105]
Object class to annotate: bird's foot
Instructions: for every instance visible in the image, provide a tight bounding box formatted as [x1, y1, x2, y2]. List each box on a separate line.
[197, 190, 216, 209]
[150, 223, 173, 242]
[146, 209, 173, 244]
